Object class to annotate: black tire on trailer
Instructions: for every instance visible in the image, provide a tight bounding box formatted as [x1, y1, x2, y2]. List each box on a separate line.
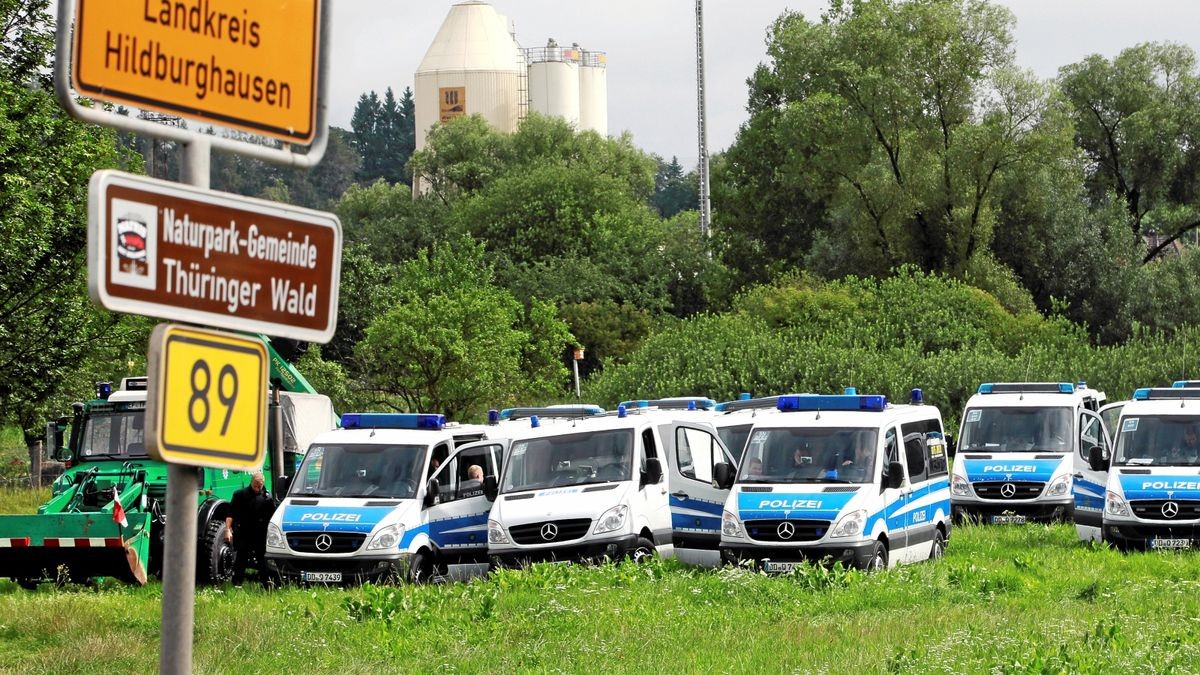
[199, 520, 236, 584]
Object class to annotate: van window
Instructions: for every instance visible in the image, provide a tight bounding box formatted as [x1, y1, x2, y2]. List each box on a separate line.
[677, 427, 721, 484]
[502, 429, 635, 492]
[641, 428, 662, 483]
[900, 418, 946, 481]
[429, 443, 451, 478]
[717, 424, 752, 462]
[434, 444, 498, 503]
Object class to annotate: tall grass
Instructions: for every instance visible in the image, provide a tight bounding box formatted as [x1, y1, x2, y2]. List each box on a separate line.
[0, 487, 49, 515]
[0, 525, 1199, 672]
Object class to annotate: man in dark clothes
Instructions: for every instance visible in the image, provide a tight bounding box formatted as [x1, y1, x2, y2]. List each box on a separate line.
[225, 472, 274, 583]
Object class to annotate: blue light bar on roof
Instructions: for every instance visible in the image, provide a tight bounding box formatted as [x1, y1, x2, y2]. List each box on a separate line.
[978, 382, 1074, 395]
[618, 397, 717, 411]
[500, 405, 604, 420]
[1134, 387, 1200, 401]
[776, 394, 887, 412]
[340, 413, 446, 430]
[1173, 380, 1200, 389]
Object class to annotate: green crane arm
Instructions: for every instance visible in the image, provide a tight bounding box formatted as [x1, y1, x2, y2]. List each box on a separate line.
[258, 335, 318, 394]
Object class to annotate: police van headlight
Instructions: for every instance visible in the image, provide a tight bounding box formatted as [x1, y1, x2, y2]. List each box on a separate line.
[1105, 491, 1130, 517]
[594, 505, 629, 535]
[366, 524, 404, 551]
[1046, 475, 1071, 497]
[830, 509, 868, 538]
[488, 519, 509, 545]
[722, 510, 743, 538]
[265, 523, 286, 550]
[950, 475, 970, 496]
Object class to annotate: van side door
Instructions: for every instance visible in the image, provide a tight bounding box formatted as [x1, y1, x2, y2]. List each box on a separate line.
[1073, 410, 1112, 542]
[880, 426, 909, 559]
[668, 423, 734, 563]
[639, 425, 672, 551]
[426, 441, 502, 566]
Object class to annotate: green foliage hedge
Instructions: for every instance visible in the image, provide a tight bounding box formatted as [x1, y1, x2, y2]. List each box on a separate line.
[587, 270, 1200, 429]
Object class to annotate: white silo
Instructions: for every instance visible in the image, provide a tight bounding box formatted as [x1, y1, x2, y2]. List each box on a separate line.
[578, 48, 608, 135]
[413, 0, 524, 155]
[527, 39, 581, 128]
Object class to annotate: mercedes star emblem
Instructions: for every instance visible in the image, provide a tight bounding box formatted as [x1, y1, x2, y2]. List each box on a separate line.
[1000, 483, 1017, 498]
[315, 533, 333, 551]
[1162, 501, 1180, 519]
[777, 521, 796, 540]
[540, 522, 558, 541]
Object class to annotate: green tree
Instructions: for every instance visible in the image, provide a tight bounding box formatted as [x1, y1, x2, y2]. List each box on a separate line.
[720, 0, 1072, 279]
[0, 0, 145, 438]
[351, 86, 416, 186]
[355, 238, 571, 419]
[1059, 42, 1200, 260]
[651, 155, 698, 218]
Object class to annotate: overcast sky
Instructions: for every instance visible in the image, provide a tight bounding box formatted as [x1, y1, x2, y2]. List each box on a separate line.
[330, 1, 1200, 165]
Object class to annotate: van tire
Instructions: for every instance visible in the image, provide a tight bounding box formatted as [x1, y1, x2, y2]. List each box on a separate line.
[409, 550, 434, 583]
[199, 521, 236, 584]
[630, 537, 656, 563]
[866, 540, 888, 571]
[929, 529, 946, 561]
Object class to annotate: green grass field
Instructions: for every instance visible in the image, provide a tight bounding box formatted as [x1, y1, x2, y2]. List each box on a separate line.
[0, 483, 1198, 674]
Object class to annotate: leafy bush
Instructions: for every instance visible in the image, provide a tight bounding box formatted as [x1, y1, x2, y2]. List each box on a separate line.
[588, 271, 1200, 427]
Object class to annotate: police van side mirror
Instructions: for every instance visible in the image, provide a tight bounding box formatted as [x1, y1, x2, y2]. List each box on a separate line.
[1087, 445, 1108, 472]
[886, 461, 905, 489]
[642, 458, 663, 487]
[483, 475, 498, 502]
[423, 478, 440, 508]
[713, 462, 735, 490]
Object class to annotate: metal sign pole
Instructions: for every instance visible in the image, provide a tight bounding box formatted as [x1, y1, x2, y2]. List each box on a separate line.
[158, 136, 210, 675]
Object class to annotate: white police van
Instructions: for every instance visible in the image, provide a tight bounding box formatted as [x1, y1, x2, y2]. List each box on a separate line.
[1075, 384, 1200, 550]
[264, 412, 502, 584]
[952, 382, 1107, 524]
[487, 404, 737, 567]
[720, 392, 951, 571]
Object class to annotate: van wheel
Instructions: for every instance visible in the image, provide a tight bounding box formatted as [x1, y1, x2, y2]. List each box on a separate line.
[409, 551, 434, 583]
[199, 521, 235, 584]
[866, 540, 888, 571]
[929, 530, 946, 561]
[630, 537, 656, 563]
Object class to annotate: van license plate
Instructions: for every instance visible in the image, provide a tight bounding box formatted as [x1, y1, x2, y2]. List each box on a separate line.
[764, 561, 802, 573]
[991, 515, 1026, 525]
[303, 571, 342, 583]
[1151, 538, 1192, 550]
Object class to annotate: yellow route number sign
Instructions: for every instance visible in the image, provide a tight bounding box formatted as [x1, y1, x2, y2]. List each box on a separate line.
[146, 324, 267, 470]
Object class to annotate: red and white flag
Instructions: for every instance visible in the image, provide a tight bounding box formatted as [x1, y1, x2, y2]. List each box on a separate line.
[112, 487, 128, 528]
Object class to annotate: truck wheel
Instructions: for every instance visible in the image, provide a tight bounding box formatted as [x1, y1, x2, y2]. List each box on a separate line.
[929, 529, 946, 561]
[409, 551, 433, 584]
[630, 537, 656, 563]
[199, 521, 236, 584]
[866, 540, 888, 571]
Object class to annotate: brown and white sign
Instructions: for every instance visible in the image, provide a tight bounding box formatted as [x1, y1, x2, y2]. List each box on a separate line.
[88, 170, 341, 343]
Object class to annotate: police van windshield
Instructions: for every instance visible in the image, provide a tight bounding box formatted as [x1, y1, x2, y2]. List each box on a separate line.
[717, 424, 752, 463]
[958, 407, 1072, 453]
[501, 429, 634, 493]
[79, 411, 148, 460]
[738, 427, 878, 484]
[292, 444, 427, 498]
[1114, 416, 1200, 467]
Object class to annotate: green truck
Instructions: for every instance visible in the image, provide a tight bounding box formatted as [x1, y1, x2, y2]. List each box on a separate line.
[0, 340, 335, 587]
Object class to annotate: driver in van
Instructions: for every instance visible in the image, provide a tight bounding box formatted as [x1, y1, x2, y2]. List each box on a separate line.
[839, 443, 874, 482]
[1164, 428, 1200, 465]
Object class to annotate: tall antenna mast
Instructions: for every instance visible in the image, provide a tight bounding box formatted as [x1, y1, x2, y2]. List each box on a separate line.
[695, 0, 712, 236]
